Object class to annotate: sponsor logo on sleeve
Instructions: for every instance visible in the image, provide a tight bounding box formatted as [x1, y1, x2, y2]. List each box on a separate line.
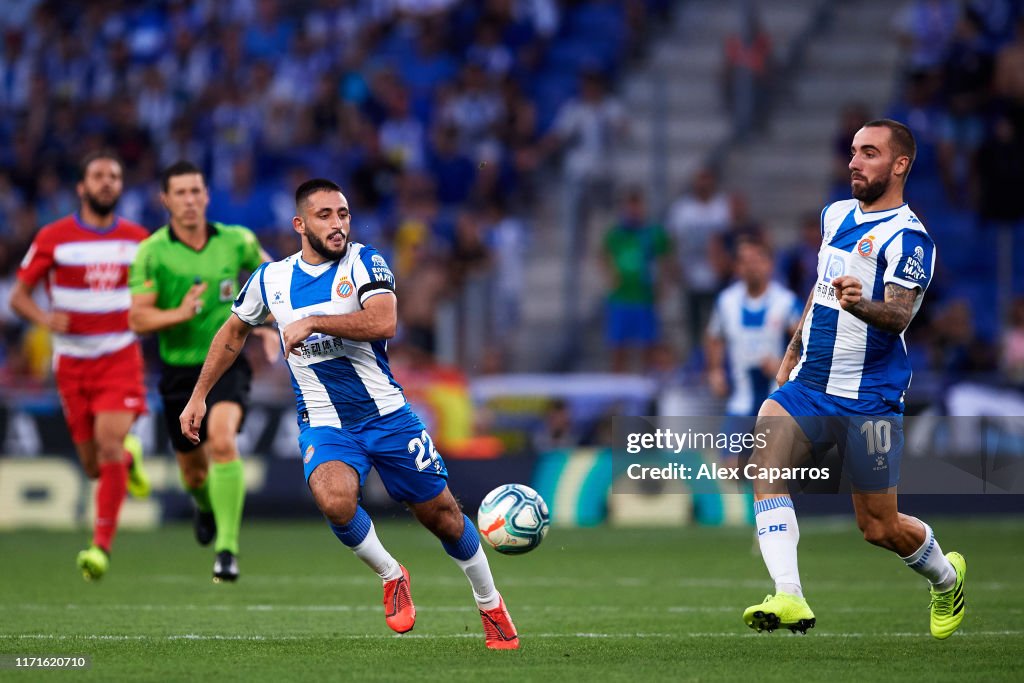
[901, 246, 927, 282]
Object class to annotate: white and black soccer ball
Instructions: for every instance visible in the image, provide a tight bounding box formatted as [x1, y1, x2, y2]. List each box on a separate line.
[477, 484, 550, 555]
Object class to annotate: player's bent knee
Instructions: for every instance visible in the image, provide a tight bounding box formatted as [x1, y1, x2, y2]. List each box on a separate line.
[319, 495, 357, 526]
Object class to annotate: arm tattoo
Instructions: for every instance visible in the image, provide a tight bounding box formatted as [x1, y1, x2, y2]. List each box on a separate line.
[225, 343, 238, 353]
[847, 283, 919, 334]
[787, 329, 802, 356]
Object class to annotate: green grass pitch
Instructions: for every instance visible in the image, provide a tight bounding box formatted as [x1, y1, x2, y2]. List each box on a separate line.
[1, 518, 1022, 682]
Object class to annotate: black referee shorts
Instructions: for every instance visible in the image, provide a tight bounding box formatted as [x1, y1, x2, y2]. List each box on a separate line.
[158, 356, 252, 454]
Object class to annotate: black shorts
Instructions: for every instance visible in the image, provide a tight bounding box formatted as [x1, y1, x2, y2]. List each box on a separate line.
[159, 356, 252, 453]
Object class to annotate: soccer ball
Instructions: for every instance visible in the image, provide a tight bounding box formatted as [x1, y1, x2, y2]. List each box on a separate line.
[477, 484, 550, 554]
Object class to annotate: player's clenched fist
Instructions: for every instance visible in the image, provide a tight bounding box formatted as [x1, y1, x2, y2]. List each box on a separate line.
[831, 275, 863, 310]
[179, 398, 207, 445]
[282, 317, 316, 356]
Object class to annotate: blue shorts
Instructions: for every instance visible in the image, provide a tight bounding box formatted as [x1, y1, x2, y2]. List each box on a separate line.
[606, 301, 658, 346]
[300, 405, 448, 504]
[768, 380, 904, 491]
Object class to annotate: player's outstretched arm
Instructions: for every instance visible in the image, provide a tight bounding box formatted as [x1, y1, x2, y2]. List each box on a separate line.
[180, 314, 253, 444]
[832, 276, 919, 335]
[281, 293, 397, 356]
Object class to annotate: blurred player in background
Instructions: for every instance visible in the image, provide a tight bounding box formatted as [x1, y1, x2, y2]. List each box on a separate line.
[9, 151, 151, 580]
[128, 161, 272, 582]
[742, 120, 965, 640]
[706, 236, 802, 420]
[179, 179, 520, 649]
[706, 236, 800, 523]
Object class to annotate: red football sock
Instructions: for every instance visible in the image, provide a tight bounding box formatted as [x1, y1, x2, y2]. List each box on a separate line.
[93, 460, 128, 553]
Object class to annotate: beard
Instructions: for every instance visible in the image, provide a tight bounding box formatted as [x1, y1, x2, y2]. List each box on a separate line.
[307, 229, 348, 261]
[82, 189, 119, 217]
[851, 174, 889, 204]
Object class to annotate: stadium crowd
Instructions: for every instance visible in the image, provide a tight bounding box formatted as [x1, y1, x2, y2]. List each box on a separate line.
[0, 0, 666, 383]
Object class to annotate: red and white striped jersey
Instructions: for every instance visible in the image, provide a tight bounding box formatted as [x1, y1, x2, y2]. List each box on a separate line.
[17, 213, 149, 360]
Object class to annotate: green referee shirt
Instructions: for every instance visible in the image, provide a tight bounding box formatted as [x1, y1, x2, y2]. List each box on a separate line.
[129, 222, 264, 366]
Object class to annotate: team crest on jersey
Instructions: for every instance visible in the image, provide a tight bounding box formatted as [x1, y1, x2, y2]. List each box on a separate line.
[304, 445, 315, 464]
[857, 237, 874, 257]
[219, 278, 234, 302]
[336, 277, 353, 298]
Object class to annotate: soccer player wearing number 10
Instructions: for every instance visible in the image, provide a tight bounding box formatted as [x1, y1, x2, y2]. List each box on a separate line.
[742, 120, 965, 639]
[179, 179, 519, 649]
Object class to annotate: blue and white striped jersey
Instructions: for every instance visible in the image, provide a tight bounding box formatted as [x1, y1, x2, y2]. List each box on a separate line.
[791, 199, 935, 406]
[232, 242, 406, 428]
[708, 280, 802, 415]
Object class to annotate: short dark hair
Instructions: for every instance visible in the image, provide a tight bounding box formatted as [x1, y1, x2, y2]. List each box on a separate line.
[863, 119, 917, 177]
[160, 160, 204, 192]
[736, 233, 773, 257]
[295, 178, 343, 211]
[79, 150, 122, 180]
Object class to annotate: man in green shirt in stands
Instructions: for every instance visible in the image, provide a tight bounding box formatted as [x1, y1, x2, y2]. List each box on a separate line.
[129, 160, 273, 582]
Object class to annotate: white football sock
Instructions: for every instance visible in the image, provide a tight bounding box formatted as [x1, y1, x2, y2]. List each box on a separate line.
[352, 524, 403, 582]
[452, 546, 501, 610]
[754, 497, 803, 598]
[901, 521, 956, 591]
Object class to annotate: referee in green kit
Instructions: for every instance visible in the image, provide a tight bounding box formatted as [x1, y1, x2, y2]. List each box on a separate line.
[129, 160, 274, 582]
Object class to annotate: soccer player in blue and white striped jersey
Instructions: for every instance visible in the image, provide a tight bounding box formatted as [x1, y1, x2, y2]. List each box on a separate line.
[742, 120, 966, 639]
[179, 179, 519, 649]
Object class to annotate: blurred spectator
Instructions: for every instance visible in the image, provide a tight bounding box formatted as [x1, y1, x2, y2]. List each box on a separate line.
[396, 239, 450, 363]
[973, 113, 1024, 224]
[378, 85, 426, 171]
[829, 103, 872, 201]
[209, 155, 274, 234]
[780, 211, 821, 297]
[894, 0, 960, 71]
[1002, 296, 1024, 386]
[482, 198, 527, 344]
[426, 124, 477, 208]
[34, 165, 75, 225]
[601, 187, 671, 374]
[886, 69, 945, 186]
[450, 209, 493, 289]
[439, 62, 504, 162]
[722, 8, 773, 135]
[666, 166, 732, 352]
[993, 15, 1024, 132]
[540, 67, 626, 238]
[532, 398, 581, 452]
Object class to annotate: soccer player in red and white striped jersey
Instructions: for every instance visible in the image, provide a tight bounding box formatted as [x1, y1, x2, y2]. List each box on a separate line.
[9, 151, 152, 580]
